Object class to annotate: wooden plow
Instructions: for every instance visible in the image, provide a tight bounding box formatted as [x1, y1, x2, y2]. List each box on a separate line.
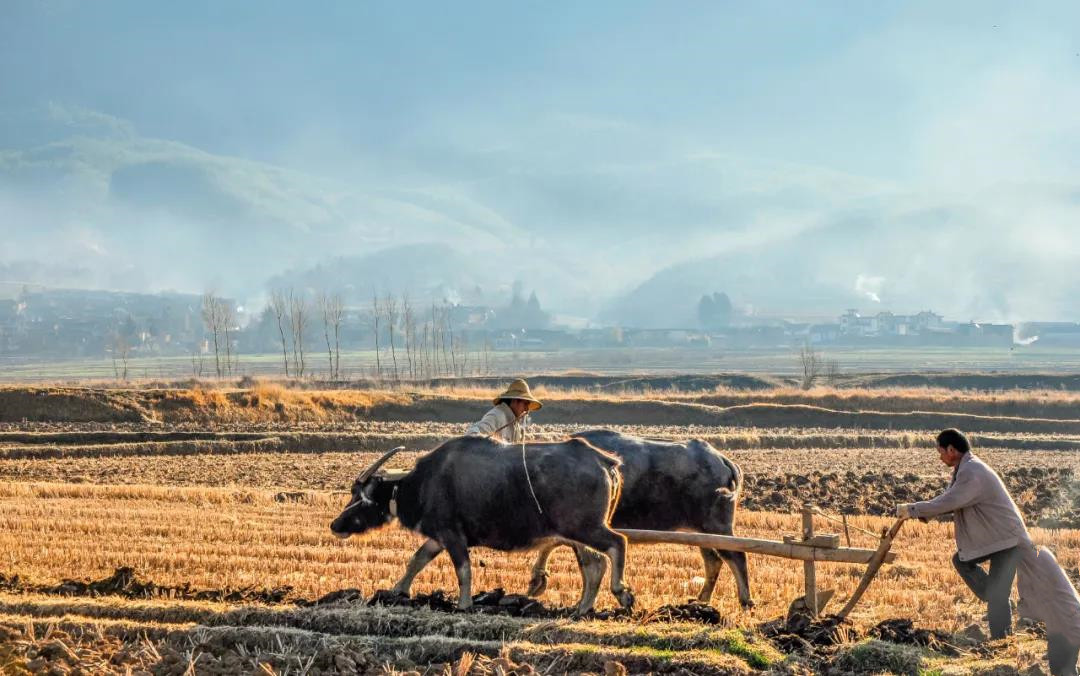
[618, 505, 906, 618]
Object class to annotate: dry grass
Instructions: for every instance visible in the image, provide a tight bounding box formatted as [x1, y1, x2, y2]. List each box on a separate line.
[146, 385, 414, 423]
[0, 385, 414, 425]
[1, 480, 1076, 633]
[419, 381, 1080, 409]
[8, 382, 1080, 428]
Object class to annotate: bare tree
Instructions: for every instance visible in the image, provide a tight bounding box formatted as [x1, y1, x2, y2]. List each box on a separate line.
[453, 329, 468, 376]
[372, 292, 382, 380]
[440, 304, 452, 376]
[270, 290, 291, 377]
[111, 332, 130, 381]
[825, 359, 841, 386]
[421, 321, 431, 380]
[329, 293, 344, 380]
[799, 341, 823, 390]
[430, 303, 440, 377]
[289, 291, 310, 377]
[315, 287, 339, 375]
[402, 293, 415, 380]
[190, 348, 204, 378]
[317, 290, 344, 380]
[201, 292, 223, 378]
[443, 306, 458, 376]
[221, 301, 236, 376]
[384, 293, 399, 382]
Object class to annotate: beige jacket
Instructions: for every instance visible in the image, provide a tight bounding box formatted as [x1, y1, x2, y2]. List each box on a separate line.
[466, 403, 523, 443]
[909, 453, 1030, 561]
[1017, 544, 1080, 644]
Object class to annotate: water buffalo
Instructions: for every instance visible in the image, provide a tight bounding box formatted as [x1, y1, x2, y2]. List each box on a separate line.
[527, 429, 752, 608]
[330, 436, 635, 615]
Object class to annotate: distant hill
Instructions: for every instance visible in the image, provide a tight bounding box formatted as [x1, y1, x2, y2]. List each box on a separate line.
[4, 106, 1080, 323]
[603, 200, 1080, 327]
[265, 243, 494, 306]
[0, 120, 512, 297]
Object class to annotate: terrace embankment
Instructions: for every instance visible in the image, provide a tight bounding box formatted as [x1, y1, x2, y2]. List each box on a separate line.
[6, 384, 1080, 433]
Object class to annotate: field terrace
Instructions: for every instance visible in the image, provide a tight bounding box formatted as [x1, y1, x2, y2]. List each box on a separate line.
[0, 379, 1078, 674]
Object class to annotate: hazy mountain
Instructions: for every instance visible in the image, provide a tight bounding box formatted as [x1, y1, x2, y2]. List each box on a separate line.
[3, 105, 1079, 324]
[605, 195, 1080, 326]
[0, 108, 522, 298]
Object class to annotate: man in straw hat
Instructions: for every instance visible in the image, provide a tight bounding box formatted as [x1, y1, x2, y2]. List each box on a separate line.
[466, 378, 542, 443]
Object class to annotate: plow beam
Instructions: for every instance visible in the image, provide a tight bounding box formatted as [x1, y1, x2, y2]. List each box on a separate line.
[617, 529, 896, 565]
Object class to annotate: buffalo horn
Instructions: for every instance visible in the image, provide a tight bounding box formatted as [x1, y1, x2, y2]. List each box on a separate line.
[357, 446, 406, 483]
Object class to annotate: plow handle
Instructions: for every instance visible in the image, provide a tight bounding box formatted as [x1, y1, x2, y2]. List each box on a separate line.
[835, 517, 907, 621]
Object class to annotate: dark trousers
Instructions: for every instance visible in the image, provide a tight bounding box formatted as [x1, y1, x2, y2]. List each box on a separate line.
[952, 546, 1022, 639]
[1049, 633, 1080, 676]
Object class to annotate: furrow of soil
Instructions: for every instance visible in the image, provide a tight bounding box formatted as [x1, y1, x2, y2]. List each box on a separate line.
[4, 445, 1078, 526]
[5, 426, 1080, 461]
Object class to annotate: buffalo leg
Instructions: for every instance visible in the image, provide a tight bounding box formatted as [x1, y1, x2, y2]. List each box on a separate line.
[527, 541, 559, 597]
[573, 527, 634, 610]
[571, 544, 607, 615]
[393, 538, 444, 595]
[704, 503, 753, 608]
[441, 534, 473, 610]
[719, 551, 752, 608]
[698, 547, 725, 603]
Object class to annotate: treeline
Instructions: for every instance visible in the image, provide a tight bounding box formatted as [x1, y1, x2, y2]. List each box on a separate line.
[198, 288, 496, 381]
[370, 293, 494, 382]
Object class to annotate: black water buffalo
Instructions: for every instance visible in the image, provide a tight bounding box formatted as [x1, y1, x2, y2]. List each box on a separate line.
[330, 436, 635, 615]
[527, 429, 752, 608]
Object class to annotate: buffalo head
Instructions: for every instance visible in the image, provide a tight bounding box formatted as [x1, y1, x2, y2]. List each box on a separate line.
[330, 446, 404, 539]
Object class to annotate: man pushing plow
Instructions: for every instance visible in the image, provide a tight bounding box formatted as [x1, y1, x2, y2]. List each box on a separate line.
[897, 428, 1080, 676]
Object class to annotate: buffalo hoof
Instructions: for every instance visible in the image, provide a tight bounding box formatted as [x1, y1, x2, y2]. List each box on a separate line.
[615, 587, 635, 610]
[740, 599, 756, 610]
[527, 572, 549, 598]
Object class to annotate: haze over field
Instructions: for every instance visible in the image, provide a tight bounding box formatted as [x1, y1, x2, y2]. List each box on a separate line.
[3, 2, 1080, 325]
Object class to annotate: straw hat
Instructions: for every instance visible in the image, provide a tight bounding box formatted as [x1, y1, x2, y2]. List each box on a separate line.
[494, 378, 542, 411]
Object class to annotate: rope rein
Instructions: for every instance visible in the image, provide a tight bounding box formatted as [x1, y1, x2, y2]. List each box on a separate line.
[520, 414, 544, 515]
[811, 505, 882, 539]
[483, 409, 545, 515]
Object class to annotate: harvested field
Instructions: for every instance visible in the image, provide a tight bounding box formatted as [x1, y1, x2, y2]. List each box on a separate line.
[3, 448, 1079, 528]
[0, 482, 1072, 674]
[2, 381, 1078, 674]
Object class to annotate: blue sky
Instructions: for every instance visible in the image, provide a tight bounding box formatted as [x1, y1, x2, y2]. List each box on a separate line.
[2, 2, 1079, 321]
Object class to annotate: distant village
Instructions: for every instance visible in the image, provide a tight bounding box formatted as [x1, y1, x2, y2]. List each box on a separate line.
[2, 287, 1079, 363]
